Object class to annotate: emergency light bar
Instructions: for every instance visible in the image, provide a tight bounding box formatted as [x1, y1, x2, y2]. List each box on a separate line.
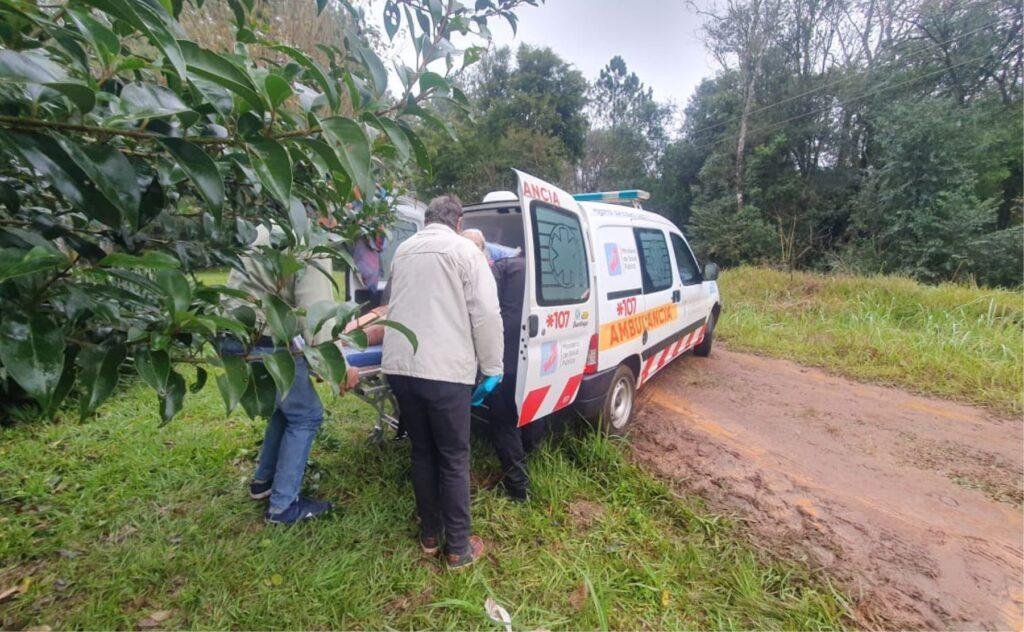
[572, 189, 651, 204]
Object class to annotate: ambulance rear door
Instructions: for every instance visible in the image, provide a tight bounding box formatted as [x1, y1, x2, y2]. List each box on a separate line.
[514, 170, 596, 427]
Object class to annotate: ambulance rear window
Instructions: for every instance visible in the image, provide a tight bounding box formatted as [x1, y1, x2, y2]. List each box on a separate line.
[530, 203, 589, 306]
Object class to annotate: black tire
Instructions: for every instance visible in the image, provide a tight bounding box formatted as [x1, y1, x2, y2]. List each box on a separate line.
[693, 309, 717, 357]
[598, 364, 637, 436]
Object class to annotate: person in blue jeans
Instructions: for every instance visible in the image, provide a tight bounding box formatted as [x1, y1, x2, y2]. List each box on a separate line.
[225, 222, 357, 525]
[219, 338, 349, 524]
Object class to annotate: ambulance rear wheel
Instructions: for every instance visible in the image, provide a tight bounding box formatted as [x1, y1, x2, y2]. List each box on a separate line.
[599, 365, 636, 436]
[693, 310, 717, 357]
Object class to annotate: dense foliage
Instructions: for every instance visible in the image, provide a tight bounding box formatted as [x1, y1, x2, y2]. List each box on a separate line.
[421, 0, 1022, 286]
[0, 0, 531, 423]
[414, 43, 587, 200]
[678, 0, 1022, 286]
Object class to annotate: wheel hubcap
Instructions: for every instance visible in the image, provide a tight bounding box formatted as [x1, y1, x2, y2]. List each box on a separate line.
[609, 377, 633, 429]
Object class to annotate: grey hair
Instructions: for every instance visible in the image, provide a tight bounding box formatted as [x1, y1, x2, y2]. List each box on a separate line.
[425, 194, 463, 229]
[461, 228, 485, 251]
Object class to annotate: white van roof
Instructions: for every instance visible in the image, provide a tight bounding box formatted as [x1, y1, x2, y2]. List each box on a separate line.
[579, 200, 679, 232]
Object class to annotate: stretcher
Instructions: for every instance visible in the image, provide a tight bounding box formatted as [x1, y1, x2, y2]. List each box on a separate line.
[341, 345, 494, 441]
[342, 345, 401, 443]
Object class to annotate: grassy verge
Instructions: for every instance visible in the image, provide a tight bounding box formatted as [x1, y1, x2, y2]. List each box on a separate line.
[0, 376, 846, 629]
[717, 266, 1023, 416]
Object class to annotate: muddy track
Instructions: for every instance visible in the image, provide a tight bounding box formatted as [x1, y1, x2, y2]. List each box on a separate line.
[629, 347, 1023, 630]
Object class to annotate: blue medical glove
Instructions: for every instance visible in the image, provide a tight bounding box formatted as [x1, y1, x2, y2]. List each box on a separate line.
[471, 374, 503, 406]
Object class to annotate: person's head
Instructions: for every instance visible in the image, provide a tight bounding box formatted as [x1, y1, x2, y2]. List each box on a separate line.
[425, 194, 463, 230]
[461, 228, 485, 252]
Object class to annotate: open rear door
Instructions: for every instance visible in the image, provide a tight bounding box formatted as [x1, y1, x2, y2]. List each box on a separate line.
[514, 170, 596, 426]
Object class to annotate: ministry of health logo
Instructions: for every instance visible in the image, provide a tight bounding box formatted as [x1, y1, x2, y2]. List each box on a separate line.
[605, 243, 621, 276]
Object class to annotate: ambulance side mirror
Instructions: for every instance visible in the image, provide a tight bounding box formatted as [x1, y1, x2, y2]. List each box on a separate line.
[703, 262, 719, 281]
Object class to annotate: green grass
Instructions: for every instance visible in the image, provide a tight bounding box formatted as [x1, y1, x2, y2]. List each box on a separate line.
[717, 266, 1023, 416]
[0, 376, 847, 629]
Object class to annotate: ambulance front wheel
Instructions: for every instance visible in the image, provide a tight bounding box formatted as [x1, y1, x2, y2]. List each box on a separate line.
[693, 309, 717, 357]
[599, 365, 636, 436]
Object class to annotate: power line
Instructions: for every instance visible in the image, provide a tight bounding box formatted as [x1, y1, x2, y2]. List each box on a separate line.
[683, 16, 1007, 140]
[684, 51, 997, 156]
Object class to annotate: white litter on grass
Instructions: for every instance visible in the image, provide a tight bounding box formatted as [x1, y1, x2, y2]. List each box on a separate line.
[485, 597, 512, 632]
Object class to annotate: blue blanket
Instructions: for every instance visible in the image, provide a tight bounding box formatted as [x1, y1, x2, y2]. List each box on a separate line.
[343, 344, 383, 368]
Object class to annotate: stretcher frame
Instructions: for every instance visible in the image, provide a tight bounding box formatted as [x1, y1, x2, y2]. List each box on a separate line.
[350, 366, 401, 443]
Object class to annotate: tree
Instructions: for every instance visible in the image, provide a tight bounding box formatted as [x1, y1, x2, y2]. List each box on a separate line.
[700, 0, 783, 214]
[469, 45, 590, 162]
[580, 56, 672, 192]
[667, 0, 1021, 285]
[0, 0, 534, 423]
[416, 44, 587, 200]
[849, 99, 1021, 285]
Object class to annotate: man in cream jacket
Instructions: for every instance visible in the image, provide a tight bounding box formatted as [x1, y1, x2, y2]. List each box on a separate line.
[383, 194, 503, 570]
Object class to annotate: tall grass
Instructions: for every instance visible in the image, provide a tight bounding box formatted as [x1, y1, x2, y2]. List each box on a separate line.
[717, 266, 1023, 415]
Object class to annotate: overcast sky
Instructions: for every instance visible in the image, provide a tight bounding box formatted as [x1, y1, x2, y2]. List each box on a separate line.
[368, 0, 721, 120]
[488, 0, 718, 109]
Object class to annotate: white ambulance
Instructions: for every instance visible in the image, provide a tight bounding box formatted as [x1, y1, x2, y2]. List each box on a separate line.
[461, 170, 721, 434]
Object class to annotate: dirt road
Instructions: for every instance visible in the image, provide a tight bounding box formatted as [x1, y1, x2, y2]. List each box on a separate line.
[630, 347, 1023, 630]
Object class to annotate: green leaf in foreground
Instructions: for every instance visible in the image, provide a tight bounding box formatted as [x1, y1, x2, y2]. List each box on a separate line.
[216, 353, 249, 415]
[240, 362, 276, 419]
[160, 369, 186, 424]
[136, 348, 170, 392]
[247, 138, 293, 205]
[76, 343, 126, 420]
[263, 295, 298, 344]
[0, 313, 66, 411]
[262, 349, 296, 399]
[0, 247, 68, 283]
[160, 138, 225, 219]
[303, 341, 347, 394]
[319, 117, 373, 198]
[375, 319, 418, 352]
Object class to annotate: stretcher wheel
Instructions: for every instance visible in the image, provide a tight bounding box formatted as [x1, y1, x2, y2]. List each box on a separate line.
[369, 426, 385, 444]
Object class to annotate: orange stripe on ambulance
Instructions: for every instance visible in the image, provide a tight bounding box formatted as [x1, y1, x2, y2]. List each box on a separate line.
[599, 303, 679, 350]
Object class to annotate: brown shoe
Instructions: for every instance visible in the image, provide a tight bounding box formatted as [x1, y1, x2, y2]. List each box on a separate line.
[446, 535, 485, 571]
[420, 534, 440, 557]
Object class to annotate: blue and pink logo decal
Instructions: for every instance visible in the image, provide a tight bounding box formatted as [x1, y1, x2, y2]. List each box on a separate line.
[540, 341, 559, 376]
[605, 243, 621, 276]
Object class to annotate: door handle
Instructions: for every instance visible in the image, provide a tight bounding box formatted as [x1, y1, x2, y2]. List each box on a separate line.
[642, 330, 648, 344]
[528, 314, 539, 337]
[672, 289, 681, 303]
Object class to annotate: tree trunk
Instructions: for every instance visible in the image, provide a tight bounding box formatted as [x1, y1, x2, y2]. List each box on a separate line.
[735, 86, 753, 212]
[735, 0, 765, 214]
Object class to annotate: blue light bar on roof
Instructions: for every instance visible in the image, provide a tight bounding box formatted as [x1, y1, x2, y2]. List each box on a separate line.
[573, 189, 651, 203]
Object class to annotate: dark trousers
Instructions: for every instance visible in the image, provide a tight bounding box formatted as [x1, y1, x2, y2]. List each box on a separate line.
[485, 378, 529, 493]
[387, 375, 473, 555]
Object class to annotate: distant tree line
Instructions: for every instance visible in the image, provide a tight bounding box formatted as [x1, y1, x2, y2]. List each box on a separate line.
[416, 0, 1022, 287]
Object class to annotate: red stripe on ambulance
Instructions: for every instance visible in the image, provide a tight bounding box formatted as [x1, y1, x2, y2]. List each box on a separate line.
[518, 385, 551, 427]
[554, 374, 583, 412]
[639, 355, 657, 384]
[655, 347, 672, 370]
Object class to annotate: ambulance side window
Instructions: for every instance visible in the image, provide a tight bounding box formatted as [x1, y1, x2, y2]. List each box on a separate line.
[634, 228, 673, 293]
[671, 233, 701, 285]
[530, 203, 590, 306]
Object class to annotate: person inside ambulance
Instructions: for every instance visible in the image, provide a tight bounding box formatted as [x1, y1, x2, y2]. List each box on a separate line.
[383, 194, 504, 571]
